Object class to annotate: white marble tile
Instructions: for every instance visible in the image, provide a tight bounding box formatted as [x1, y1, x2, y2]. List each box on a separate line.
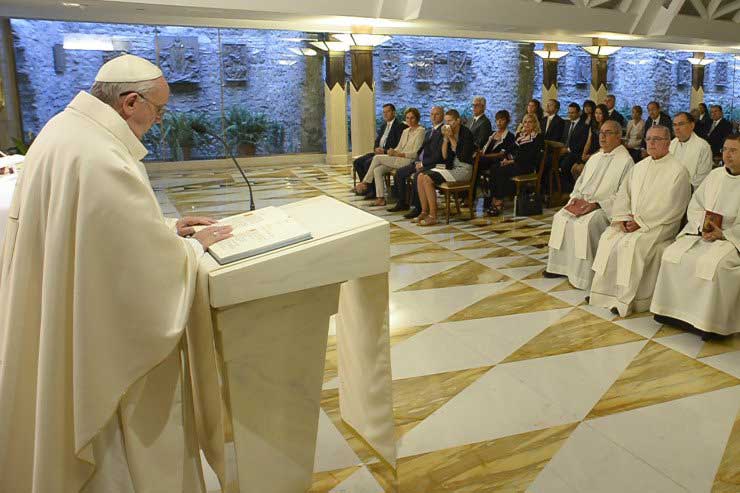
[699, 351, 740, 379]
[476, 256, 524, 270]
[586, 385, 740, 493]
[510, 245, 538, 254]
[329, 466, 384, 493]
[497, 265, 545, 280]
[550, 289, 588, 306]
[525, 469, 573, 493]
[389, 261, 466, 291]
[396, 341, 646, 458]
[580, 304, 619, 321]
[493, 238, 518, 247]
[529, 423, 686, 493]
[314, 409, 362, 473]
[389, 281, 514, 329]
[653, 332, 705, 359]
[436, 238, 487, 251]
[614, 316, 663, 339]
[389, 243, 427, 257]
[521, 277, 567, 293]
[456, 247, 496, 260]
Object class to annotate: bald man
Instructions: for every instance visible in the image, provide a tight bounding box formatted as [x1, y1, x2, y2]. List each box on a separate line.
[0, 55, 231, 492]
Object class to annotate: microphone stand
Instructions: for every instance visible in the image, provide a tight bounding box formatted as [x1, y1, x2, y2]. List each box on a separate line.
[191, 123, 256, 211]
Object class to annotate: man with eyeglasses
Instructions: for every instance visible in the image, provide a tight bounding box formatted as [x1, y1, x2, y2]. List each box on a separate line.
[652, 134, 740, 339]
[467, 96, 493, 150]
[0, 54, 231, 492]
[669, 111, 712, 189]
[546, 120, 634, 290]
[589, 125, 690, 317]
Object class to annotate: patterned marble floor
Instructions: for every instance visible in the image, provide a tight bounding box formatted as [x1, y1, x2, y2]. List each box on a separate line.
[149, 162, 740, 493]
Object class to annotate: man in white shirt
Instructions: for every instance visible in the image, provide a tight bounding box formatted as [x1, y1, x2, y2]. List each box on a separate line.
[669, 111, 713, 190]
[589, 125, 691, 316]
[546, 120, 634, 290]
[604, 94, 626, 128]
[542, 99, 565, 142]
[467, 96, 493, 150]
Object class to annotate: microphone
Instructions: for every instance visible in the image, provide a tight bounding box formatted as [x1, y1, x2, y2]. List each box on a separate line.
[190, 122, 255, 211]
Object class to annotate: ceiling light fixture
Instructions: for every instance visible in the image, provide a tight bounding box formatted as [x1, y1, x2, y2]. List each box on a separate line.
[582, 38, 621, 57]
[534, 43, 569, 60]
[309, 41, 350, 52]
[687, 52, 715, 66]
[288, 47, 318, 56]
[331, 33, 390, 47]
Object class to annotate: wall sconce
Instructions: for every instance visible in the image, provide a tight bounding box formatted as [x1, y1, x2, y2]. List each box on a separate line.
[331, 33, 391, 47]
[687, 52, 714, 66]
[534, 43, 569, 60]
[582, 38, 621, 57]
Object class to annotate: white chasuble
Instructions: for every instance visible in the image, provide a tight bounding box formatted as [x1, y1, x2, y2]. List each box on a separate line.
[589, 154, 691, 316]
[0, 92, 223, 493]
[669, 132, 713, 190]
[547, 145, 633, 289]
[651, 166, 740, 335]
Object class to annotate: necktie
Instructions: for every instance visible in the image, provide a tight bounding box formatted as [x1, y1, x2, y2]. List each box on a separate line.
[567, 121, 576, 143]
[709, 121, 718, 135]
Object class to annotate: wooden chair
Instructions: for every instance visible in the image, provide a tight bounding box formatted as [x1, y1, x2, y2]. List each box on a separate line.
[543, 140, 565, 207]
[437, 151, 482, 224]
[511, 145, 548, 198]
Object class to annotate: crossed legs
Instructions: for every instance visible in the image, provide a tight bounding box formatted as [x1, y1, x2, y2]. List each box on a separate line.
[416, 172, 439, 226]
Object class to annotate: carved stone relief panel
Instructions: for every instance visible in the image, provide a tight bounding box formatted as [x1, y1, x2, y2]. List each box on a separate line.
[222, 43, 248, 83]
[379, 49, 400, 84]
[157, 36, 200, 84]
[575, 55, 590, 85]
[414, 50, 435, 83]
[447, 50, 468, 84]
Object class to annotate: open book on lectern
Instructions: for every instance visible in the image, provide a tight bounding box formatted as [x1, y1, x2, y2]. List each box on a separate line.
[194, 207, 312, 265]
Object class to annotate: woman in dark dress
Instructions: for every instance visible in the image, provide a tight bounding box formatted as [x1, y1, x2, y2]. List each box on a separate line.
[477, 110, 516, 213]
[488, 113, 545, 216]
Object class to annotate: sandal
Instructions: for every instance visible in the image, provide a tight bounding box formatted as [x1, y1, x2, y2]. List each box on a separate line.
[373, 198, 386, 207]
[411, 213, 428, 223]
[419, 216, 438, 226]
[353, 183, 368, 194]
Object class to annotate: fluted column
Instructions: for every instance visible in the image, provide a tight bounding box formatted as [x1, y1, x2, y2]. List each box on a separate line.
[324, 50, 348, 165]
[690, 52, 706, 111]
[349, 46, 375, 156]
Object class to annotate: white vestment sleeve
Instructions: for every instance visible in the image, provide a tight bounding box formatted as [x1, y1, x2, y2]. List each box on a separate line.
[632, 168, 690, 233]
[609, 167, 633, 223]
[693, 144, 713, 189]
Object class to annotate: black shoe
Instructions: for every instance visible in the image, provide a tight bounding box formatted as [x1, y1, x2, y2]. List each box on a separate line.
[388, 202, 410, 212]
[542, 271, 565, 279]
[610, 307, 619, 315]
[584, 296, 590, 303]
[404, 209, 421, 219]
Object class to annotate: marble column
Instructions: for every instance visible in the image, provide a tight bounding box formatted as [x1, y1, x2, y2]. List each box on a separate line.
[349, 46, 375, 157]
[324, 50, 348, 165]
[690, 53, 706, 111]
[589, 55, 608, 104]
[515, 43, 535, 124]
[0, 18, 22, 149]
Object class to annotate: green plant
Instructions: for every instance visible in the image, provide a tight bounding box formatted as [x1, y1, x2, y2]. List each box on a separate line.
[162, 111, 209, 160]
[224, 106, 269, 151]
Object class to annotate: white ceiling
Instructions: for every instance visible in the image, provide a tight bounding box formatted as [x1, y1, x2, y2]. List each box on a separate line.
[0, 0, 738, 53]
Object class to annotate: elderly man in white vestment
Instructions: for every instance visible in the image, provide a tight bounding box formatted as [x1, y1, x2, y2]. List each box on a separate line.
[589, 125, 691, 317]
[651, 135, 740, 338]
[0, 55, 233, 493]
[545, 120, 634, 290]
[669, 111, 713, 190]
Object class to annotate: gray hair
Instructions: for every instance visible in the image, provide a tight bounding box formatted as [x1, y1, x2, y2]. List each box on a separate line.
[602, 119, 622, 134]
[473, 96, 486, 107]
[646, 124, 671, 140]
[90, 79, 160, 108]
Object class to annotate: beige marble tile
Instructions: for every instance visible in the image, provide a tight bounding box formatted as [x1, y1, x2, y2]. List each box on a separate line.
[454, 240, 496, 251]
[502, 256, 544, 268]
[390, 228, 429, 246]
[391, 244, 468, 263]
[368, 423, 578, 492]
[587, 341, 740, 419]
[309, 466, 360, 492]
[502, 308, 645, 363]
[445, 282, 570, 321]
[699, 335, 740, 359]
[480, 247, 520, 259]
[712, 407, 740, 492]
[400, 261, 509, 291]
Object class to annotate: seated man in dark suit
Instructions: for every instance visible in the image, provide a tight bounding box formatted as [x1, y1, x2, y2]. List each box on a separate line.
[605, 94, 626, 128]
[558, 102, 590, 190]
[352, 103, 406, 197]
[468, 96, 493, 150]
[641, 101, 673, 154]
[541, 99, 565, 142]
[706, 104, 733, 158]
[387, 106, 445, 217]
[694, 102, 711, 140]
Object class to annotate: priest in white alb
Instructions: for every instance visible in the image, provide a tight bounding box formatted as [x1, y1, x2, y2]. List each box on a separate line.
[589, 125, 691, 316]
[546, 120, 634, 290]
[669, 111, 713, 189]
[0, 55, 233, 492]
[651, 135, 740, 338]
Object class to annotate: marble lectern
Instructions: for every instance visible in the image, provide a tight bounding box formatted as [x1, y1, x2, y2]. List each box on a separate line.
[198, 195, 395, 492]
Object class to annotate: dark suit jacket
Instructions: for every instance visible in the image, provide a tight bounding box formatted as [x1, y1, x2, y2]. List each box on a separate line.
[707, 118, 733, 156]
[561, 118, 590, 156]
[695, 114, 711, 140]
[512, 133, 545, 173]
[541, 114, 565, 142]
[443, 125, 475, 168]
[607, 109, 626, 128]
[467, 114, 493, 150]
[418, 125, 445, 168]
[374, 118, 407, 151]
[642, 112, 674, 147]
[482, 130, 516, 156]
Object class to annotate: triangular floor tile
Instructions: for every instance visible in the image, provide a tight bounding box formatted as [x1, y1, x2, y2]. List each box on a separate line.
[697, 334, 740, 359]
[390, 281, 514, 328]
[390, 261, 467, 291]
[397, 341, 645, 458]
[399, 260, 508, 291]
[390, 244, 468, 263]
[529, 422, 685, 493]
[550, 289, 588, 306]
[700, 351, 740, 379]
[497, 265, 545, 280]
[521, 276, 566, 292]
[445, 282, 570, 321]
[713, 406, 740, 491]
[477, 256, 524, 270]
[501, 308, 645, 363]
[329, 466, 383, 493]
[314, 409, 362, 473]
[654, 332, 705, 359]
[587, 341, 740, 419]
[456, 248, 496, 260]
[389, 243, 428, 257]
[614, 315, 663, 339]
[586, 385, 740, 493]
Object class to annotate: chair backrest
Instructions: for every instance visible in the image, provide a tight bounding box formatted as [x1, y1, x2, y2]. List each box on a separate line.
[533, 145, 548, 193]
[466, 150, 482, 194]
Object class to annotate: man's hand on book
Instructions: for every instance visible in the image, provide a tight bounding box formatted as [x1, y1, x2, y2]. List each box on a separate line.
[565, 199, 598, 217]
[193, 225, 234, 249]
[702, 219, 725, 242]
[176, 216, 218, 237]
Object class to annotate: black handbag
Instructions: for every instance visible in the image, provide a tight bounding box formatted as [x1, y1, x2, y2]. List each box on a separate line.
[514, 189, 543, 216]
